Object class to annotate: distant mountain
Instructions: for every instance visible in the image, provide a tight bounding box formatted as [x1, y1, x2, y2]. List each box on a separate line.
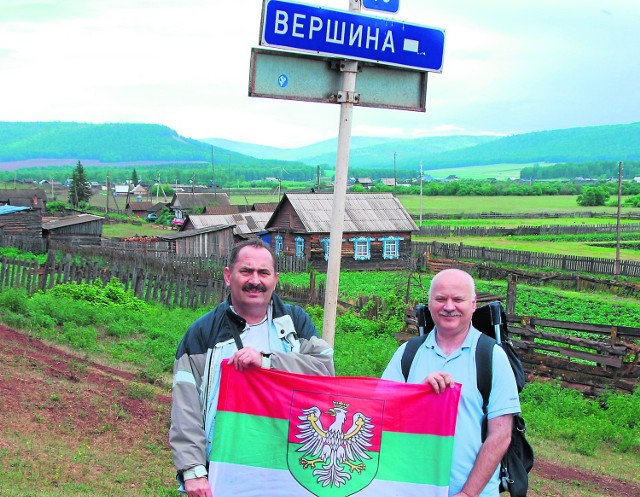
[200, 136, 402, 161]
[2, 121, 639, 176]
[423, 122, 640, 170]
[301, 136, 499, 169]
[0, 122, 215, 163]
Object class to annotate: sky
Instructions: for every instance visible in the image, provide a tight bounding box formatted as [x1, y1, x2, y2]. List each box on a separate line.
[1, 0, 639, 148]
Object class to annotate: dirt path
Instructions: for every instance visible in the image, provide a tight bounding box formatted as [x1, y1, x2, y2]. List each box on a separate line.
[0, 324, 637, 496]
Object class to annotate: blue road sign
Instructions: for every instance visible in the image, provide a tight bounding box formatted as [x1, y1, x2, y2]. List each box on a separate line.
[363, 0, 399, 14]
[260, 0, 445, 72]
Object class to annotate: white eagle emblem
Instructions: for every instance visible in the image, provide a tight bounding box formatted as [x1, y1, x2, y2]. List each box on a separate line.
[296, 400, 374, 488]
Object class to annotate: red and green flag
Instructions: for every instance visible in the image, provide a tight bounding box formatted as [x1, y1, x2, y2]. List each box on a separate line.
[209, 363, 461, 497]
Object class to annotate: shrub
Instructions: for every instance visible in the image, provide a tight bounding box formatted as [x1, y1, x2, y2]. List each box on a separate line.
[0, 288, 29, 314]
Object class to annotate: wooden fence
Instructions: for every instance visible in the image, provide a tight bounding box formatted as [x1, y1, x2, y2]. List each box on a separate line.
[398, 276, 639, 395]
[419, 223, 640, 237]
[0, 250, 323, 310]
[413, 211, 640, 221]
[412, 240, 640, 278]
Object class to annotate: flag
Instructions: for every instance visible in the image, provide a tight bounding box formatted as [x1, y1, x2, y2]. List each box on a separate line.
[209, 363, 461, 497]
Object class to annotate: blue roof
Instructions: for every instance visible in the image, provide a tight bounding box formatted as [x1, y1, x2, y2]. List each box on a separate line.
[0, 205, 30, 215]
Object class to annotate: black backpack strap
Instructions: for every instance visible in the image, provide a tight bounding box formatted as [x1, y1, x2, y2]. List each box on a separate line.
[476, 333, 496, 440]
[401, 335, 428, 382]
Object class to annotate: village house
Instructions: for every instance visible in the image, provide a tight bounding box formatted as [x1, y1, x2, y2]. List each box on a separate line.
[185, 212, 273, 242]
[169, 192, 231, 225]
[264, 192, 418, 271]
[42, 213, 104, 248]
[0, 188, 48, 212]
[354, 177, 374, 189]
[0, 206, 42, 238]
[155, 225, 235, 258]
[125, 201, 154, 218]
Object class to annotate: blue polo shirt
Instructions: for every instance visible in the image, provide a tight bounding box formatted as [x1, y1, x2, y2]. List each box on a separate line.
[382, 326, 520, 497]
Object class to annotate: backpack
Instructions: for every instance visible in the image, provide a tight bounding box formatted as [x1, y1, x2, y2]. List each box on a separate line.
[401, 301, 534, 497]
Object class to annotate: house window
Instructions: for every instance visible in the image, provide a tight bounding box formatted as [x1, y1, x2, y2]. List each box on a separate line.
[379, 236, 403, 260]
[274, 235, 284, 256]
[349, 236, 373, 261]
[321, 238, 330, 261]
[295, 236, 305, 258]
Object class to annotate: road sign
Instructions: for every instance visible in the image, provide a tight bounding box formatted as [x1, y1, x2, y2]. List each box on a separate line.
[260, 0, 445, 72]
[249, 47, 427, 111]
[363, 0, 399, 14]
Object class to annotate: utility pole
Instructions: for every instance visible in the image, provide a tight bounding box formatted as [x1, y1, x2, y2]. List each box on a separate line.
[393, 151, 397, 194]
[614, 161, 623, 281]
[419, 161, 423, 226]
[106, 173, 110, 213]
[211, 145, 216, 197]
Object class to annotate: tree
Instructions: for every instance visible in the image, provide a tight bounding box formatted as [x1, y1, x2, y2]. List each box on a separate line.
[68, 160, 92, 207]
[576, 186, 609, 206]
[131, 168, 139, 186]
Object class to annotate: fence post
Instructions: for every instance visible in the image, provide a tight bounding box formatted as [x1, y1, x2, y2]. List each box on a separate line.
[506, 274, 517, 316]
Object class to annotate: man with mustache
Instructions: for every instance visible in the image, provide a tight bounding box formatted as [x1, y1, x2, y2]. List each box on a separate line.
[382, 268, 520, 497]
[170, 239, 334, 497]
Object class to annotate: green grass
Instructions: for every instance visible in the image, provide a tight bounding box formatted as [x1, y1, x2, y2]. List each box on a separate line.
[101, 222, 173, 238]
[424, 162, 556, 180]
[398, 195, 636, 216]
[420, 217, 636, 228]
[416, 234, 640, 261]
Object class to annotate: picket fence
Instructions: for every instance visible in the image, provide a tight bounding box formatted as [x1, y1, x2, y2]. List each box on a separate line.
[412, 241, 640, 278]
[0, 251, 322, 310]
[419, 223, 640, 237]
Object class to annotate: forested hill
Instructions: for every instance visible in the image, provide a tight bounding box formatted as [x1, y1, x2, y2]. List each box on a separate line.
[423, 122, 640, 169]
[0, 122, 220, 162]
[2, 121, 639, 173]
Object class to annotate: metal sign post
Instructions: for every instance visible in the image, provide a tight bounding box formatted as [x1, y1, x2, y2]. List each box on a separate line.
[321, 55, 358, 348]
[253, 0, 446, 348]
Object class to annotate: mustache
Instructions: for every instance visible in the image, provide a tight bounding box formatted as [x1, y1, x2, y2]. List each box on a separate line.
[242, 283, 267, 292]
[438, 311, 462, 317]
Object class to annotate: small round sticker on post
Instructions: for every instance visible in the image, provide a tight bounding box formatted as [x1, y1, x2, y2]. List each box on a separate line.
[277, 74, 289, 88]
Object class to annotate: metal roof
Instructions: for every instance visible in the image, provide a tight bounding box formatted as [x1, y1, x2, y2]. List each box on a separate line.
[188, 212, 272, 236]
[0, 205, 30, 215]
[269, 193, 418, 233]
[157, 224, 233, 240]
[172, 192, 230, 209]
[42, 213, 104, 230]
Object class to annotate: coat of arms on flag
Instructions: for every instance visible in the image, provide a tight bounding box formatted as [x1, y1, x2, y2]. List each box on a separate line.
[209, 363, 461, 497]
[288, 392, 384, 496]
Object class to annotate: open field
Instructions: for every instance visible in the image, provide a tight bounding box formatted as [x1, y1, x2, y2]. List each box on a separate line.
[399, 195, 635, 216]
[416, 234, 640, 261]
[423, 162, 556, 180]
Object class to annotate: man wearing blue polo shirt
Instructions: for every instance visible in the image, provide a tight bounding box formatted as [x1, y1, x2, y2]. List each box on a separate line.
[382, 269, 520, 497]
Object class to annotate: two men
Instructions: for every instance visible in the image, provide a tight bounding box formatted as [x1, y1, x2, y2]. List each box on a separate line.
[383, 268, 520, 497]
[171, 242, 517, 497]
[170, 239, 334, 497]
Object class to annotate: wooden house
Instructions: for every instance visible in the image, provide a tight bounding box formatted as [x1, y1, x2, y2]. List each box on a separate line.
[170, 192, 231, 224]
[264, 193, 418, 271]
[125, 201, 154, 218]
[0, 205, 42, 238]
[156, 225, 235, 258]
[42, 213, 104, 248]
[354, 178, 374, 189]
[185, 212, 273, 242]
[0, 188, 48, 212]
